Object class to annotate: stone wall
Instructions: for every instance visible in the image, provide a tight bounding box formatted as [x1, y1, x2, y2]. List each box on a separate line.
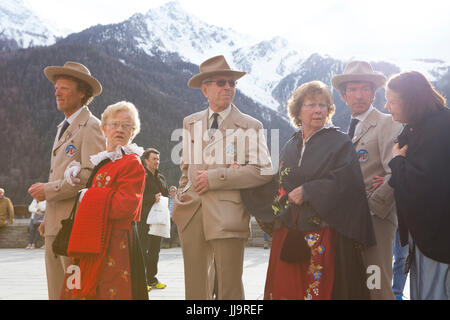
[0, 219, 44, 248]
[0, 218, 268, 249]
[247, 218, 271, 247]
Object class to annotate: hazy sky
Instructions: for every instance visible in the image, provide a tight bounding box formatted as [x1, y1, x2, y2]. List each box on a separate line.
[26, 0, 450, 61]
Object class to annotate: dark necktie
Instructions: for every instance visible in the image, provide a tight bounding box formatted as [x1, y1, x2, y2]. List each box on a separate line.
[58, 120, 69, 140]
[348, 118, 359, 139]
[210, 113, 219, 130]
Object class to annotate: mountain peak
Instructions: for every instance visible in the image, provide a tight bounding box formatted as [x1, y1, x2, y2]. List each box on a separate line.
[160, 0, 183, 11]
[144, 0, 190, 22]
[0, 0, 69, 49]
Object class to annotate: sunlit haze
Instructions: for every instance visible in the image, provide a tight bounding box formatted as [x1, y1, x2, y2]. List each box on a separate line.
[26, 0, 450, 61]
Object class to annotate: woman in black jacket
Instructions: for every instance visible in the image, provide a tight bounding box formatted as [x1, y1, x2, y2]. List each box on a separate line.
[386, 70, 450, 300]
[263, 81, 375, 300]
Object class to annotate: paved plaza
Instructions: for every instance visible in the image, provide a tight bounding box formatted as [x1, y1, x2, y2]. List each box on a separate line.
[0, 246, 270, 300]
[0, 246, 409, 300]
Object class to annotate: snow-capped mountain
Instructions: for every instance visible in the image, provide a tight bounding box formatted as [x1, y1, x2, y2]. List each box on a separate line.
[119, 1, 307, 110]
[131, 1, 253, 60]
[2, 0, 449, 112]
[89, 1, 449, 111]
[0, 0, 70, 49]
[272, 54, 345, 110]
[389, 58, 450, 82]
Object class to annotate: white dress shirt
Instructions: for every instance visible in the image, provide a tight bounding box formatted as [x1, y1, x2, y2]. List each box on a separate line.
[351, 105, 374, 137]
[208, 105, 231, 129]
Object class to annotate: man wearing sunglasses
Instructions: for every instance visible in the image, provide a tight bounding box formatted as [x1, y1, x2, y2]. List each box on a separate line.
[172, 55, 273, 300]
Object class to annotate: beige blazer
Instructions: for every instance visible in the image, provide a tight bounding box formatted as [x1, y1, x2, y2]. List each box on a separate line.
[172, 105, 273, 240]
[43, 107, 106, 236]
[352, 108, 403, 226]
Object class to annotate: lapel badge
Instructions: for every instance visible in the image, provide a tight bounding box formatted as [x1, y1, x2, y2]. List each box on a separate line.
[357, 149, 369, 163]
[225, 144, 236, 155]
[65, 144, 77, 157]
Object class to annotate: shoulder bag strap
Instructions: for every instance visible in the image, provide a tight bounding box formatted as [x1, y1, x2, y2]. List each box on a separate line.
[69, 192, 81, 220]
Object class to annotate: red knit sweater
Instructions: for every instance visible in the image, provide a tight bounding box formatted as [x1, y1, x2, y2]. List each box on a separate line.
[67, 153, 145, 297]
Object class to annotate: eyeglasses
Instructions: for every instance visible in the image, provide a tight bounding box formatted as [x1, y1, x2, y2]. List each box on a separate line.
[203, 80, 237, 88]
[302, 103, 328, 109]
[106, 121, 135, 131]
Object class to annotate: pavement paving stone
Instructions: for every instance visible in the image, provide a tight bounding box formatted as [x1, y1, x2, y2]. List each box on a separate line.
[0, 246, 409, 300]
[0, 246, 270, 300]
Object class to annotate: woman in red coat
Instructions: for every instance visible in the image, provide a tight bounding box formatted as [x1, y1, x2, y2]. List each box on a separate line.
[61, 101, 147, 300]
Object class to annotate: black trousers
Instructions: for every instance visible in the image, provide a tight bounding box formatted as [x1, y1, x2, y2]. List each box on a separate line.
[129, 222, 149, 300]
[137, 221, 162, 285]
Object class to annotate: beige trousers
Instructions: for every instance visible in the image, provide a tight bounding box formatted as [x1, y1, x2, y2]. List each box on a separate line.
[44, 235, 71, 300]
[178, 207, 245, 300]
[362, 215, 396, 300]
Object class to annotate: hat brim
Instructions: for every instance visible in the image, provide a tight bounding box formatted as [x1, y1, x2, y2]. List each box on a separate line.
[188, 70, 246, 89]
[44, 66, 102, 96]
[332, 74, 386, 92]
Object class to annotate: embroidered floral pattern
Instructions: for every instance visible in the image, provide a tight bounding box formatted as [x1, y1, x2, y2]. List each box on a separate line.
[305, 233, 319, 247]
[94, 172, 110, 188]
[106, 256, 116, 267]
[317, 245, 325, 255]
[108, 288, 117, 299]
[272, 166, 291, 215]
[121, 270, 129, 282]
[313, 270, 322, 281]
[304, 231, 326, 300]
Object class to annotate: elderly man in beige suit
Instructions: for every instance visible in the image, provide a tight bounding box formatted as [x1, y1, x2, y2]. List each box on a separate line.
[332, 61, 403, 300]
[28, 62, 106, 300]
[172, 55, 272, 300]
[0, 188, 14, 227]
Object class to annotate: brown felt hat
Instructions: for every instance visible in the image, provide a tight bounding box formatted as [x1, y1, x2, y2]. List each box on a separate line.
[44, 61, 102, 96]
[188, 55, 246, 89]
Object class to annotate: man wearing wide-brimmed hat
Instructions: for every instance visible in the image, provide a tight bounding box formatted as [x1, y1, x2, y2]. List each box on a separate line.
[332, 61, 403, 300]
[28, 61, 106, 299]
[172, 55, 272, 299]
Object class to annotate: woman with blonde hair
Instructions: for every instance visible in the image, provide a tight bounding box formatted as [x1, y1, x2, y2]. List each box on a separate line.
[264, 81, 375, 300]
[61, 101, 147, 300]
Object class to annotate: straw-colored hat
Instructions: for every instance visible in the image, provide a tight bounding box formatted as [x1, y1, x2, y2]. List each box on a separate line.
[332, 61, 386, 92]
[188, 55, 246, 89]
[44, 61, 102, 96]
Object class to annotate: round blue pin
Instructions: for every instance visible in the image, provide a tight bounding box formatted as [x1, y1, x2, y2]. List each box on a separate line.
[65, 144, 77, 157]
[357, 149, 369, 162]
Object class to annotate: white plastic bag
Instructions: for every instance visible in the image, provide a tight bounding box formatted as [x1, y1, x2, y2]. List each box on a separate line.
[148, 220, 171, 238]
[146, 196, 169, 225]
[147, 196, 171, 238]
